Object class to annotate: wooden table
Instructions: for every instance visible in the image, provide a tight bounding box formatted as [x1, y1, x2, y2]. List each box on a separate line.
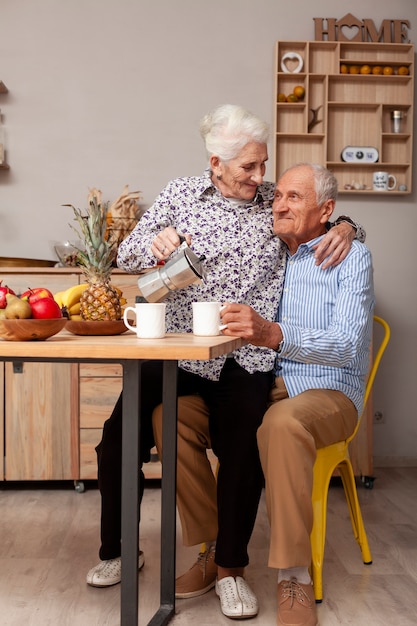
[0, 330, 245, 625]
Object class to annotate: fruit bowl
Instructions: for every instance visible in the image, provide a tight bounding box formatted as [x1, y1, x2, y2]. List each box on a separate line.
[0, 318, 67, 341]
[66, 319, 129, 336]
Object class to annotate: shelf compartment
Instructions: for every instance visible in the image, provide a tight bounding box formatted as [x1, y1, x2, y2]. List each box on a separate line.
[339, 43, 414, 65]
[381, 135, 411, 164]
[275, 135, 325, 174]
[308, 42, 339, 74]
[328, 162, 410, 194]
[328, 75, 412, 105]
[276, 41, 307, 75]
[276, 74, 307, 101]
[275, 103, 306, 133]
[327, 104, 381, 162]
[382, 104, 411, 134]
[307, 76, 327, 134]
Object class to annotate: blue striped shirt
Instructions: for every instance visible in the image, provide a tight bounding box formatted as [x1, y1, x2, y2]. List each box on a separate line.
[275, 237, 375, 414]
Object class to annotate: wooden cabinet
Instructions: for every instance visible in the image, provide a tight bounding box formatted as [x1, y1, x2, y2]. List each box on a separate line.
[1, 270, 80, 480]
[274, 40, 414, 194]
[4, 361, 79, 480]
[0, 266, 161, 483]
[79, 362, 162, 481]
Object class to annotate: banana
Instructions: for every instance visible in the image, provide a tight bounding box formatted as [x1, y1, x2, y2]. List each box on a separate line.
[69, 314, 83, 321]
[53, 290, 66, 308]
[69, 301, 81, 315]
[62, 283, 89, 309]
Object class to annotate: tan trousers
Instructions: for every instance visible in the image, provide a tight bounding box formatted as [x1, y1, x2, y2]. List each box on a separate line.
[257, 377, 357, 569]
[152, 396, 218, 546]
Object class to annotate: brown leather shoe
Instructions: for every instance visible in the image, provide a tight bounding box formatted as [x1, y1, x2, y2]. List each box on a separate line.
[176, 545, 217, 599]
[277, 578, 317, 626]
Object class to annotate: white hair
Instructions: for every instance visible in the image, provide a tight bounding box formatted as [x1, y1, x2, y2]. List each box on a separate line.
[199, 104, 269, 162]
[280, 163, 339, 205]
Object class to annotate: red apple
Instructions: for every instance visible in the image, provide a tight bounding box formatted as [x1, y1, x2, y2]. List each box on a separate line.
[21, 287, 55, 304]
[0, 281, 16, 309]
[30, 297, 63, 319]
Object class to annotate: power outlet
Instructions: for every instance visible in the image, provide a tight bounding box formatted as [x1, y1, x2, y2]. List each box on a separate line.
[373, 411, 385, 424]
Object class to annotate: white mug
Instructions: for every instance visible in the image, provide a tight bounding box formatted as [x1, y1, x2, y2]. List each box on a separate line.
[373, 171, 397, 191]
[192, 301, 227, 336]
[123, 303, 166, 338]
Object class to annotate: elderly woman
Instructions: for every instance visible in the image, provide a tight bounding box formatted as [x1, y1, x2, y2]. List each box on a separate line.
[86, 104, 361, 619]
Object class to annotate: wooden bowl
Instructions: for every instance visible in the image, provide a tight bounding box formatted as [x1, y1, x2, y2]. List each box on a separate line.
[0, 318, 67, 341]
[66, 319, 128, 336]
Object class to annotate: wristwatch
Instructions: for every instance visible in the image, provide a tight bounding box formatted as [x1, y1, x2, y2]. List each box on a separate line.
[334, 215, 358, 232]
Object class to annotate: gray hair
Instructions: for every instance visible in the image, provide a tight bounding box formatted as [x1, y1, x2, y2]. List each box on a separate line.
[280, 163, 338, 206]
[199, 104, 269, 162]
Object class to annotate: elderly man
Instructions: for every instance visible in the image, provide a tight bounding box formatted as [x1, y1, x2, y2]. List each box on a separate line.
[221, 163, 374, 625]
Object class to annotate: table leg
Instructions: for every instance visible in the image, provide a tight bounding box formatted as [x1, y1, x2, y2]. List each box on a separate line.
[148, 360, 178, 626]
[121, 359, 141, 626]
[120, 359, 178, 626]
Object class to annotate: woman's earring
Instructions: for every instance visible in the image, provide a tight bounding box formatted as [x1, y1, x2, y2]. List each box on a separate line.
[216, 173, 222, 180]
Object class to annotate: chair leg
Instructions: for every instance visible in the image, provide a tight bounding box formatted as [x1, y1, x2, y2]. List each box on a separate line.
[310, 470, 333, 602]
[339, 460, 372, 564]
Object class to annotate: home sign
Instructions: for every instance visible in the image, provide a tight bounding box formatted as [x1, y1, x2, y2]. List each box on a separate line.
[314, 13, 410, 43]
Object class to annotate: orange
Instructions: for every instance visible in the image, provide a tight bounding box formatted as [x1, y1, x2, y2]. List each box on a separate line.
[277, 93, 287, 102]
[349, 65, 360, 74]
[372, 65, 383, 75]
[383, 66, 394, 75]
[360, 65, 372, 74]
[286, 93, 298, 102]
[340, 64, 348, 74]
[293, 85, 305, 100]
[398, 66, 409, 75]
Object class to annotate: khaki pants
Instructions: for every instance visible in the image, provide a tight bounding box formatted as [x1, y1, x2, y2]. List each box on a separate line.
[153, 396, 218, 546]
[257, 377, 357, 569]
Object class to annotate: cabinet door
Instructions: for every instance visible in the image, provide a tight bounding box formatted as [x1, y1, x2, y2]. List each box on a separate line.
[4, 362, 79, 480]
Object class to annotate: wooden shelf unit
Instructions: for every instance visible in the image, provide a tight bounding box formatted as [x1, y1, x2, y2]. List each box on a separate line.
[274, 41, 414, 194]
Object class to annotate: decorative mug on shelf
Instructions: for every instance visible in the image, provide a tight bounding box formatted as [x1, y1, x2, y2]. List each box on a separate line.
[372, 171, 397, 191]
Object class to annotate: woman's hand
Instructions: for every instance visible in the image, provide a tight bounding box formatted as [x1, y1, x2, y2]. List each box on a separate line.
[313, 221, 355, 270]
[221, 303, 282, 349]
[150, 227, 192, 260]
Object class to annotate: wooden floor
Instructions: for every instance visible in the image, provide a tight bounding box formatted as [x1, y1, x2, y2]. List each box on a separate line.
[1, 467, 416, 626]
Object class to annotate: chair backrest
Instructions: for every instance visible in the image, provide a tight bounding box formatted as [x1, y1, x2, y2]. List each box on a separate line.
[347, 315, 391, 445]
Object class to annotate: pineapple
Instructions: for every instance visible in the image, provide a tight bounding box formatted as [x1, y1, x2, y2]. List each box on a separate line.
[65, 191, 122, 321]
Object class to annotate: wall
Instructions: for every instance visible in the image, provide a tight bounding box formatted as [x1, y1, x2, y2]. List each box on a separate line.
[0, 0, 416, 465]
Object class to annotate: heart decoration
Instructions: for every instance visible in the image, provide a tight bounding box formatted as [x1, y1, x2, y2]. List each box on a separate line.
[281, 52, 304, 74]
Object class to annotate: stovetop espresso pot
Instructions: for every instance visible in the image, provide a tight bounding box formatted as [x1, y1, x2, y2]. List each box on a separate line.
[137, 241, 206, 303]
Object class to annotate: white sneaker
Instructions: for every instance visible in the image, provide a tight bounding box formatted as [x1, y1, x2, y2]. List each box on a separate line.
[86, 551, 145, 587]
[215, 575, 258, 619]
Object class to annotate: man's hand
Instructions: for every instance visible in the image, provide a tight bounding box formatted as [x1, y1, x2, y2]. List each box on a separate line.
[313, 221, 355, 270]
[221, 303, 282, 349]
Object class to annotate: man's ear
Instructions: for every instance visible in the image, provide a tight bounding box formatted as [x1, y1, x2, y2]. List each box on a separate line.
[321, 199, 335, 224]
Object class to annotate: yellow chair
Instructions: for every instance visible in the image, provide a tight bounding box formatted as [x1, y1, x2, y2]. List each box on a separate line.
[310, 315, 391, 602]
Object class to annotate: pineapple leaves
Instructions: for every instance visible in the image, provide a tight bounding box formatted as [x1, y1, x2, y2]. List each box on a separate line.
[63, 198, 117, 276]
